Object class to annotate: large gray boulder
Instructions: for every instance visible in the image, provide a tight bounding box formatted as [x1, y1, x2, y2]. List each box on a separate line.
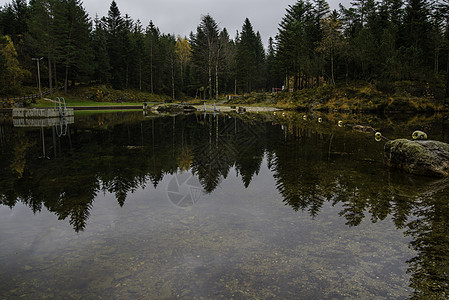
[384, 139, 449, 177]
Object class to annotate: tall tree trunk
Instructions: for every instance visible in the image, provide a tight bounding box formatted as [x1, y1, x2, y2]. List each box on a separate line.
[180, 64, 183, 90]
[445, 50, 449, 105]
[171, 56, 175, 99]
[435, 47, 439, 75]
[54, 61, 57, 90]
[293, 74, 298, 92]
[126, 64, 129, 89]
[150, 41, 154, 94]
[48, 56, 53, 96]
[64, 64, 69, 95]
[139, 61, 142, 91]
[208, 51, 212, 99]
[215, 62, 219, 100]
[331, 52, 335, 85]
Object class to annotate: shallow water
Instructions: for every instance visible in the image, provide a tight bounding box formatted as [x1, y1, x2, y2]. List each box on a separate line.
[0, 111, 448, 299]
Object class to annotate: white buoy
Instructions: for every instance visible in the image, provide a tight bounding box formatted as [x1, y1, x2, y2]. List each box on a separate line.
[375, 132, 382, 142]
[412, 131, 427, 140]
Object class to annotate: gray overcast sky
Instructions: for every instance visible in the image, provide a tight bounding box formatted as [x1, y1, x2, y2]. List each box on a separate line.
[2, 0, 351, 47]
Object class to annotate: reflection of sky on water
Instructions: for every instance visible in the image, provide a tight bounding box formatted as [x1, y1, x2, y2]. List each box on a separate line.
[1, 111, 448, 299]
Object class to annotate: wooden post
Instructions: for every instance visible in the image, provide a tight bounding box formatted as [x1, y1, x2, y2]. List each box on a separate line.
[32, 57, 43, 98]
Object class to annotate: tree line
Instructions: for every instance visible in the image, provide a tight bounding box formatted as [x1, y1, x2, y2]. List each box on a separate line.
[1, 0, 449, 99]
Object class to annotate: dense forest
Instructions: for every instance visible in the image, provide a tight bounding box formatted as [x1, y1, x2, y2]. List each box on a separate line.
[1, 0, 449, 99]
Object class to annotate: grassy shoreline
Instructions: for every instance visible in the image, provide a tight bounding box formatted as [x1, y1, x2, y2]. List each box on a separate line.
[227, 81, 449, 113]
[26, 81, 449, 113]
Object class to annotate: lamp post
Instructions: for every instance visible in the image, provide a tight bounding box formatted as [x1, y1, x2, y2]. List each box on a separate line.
[32, 57, 43, 98]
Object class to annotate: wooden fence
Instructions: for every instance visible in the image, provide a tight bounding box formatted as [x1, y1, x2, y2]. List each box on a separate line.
[0, 91, 50, 108]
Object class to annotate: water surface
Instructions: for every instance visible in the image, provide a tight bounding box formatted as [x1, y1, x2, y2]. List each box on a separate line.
[0, 111, 448, 299]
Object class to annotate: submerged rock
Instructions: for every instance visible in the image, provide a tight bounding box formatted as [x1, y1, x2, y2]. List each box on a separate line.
[155, 105, 197, 113]
[352, 125, 375, 133]
[384, 139, 449, 177]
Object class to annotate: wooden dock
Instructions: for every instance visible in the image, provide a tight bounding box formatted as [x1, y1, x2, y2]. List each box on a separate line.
[12, 108, 74, 118]
[13, 116, 74, 127]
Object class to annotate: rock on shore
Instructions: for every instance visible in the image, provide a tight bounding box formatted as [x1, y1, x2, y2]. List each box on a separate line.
[384, 139, 449, 177]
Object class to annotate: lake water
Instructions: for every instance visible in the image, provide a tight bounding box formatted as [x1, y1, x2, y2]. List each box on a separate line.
[0, 111, 448, 299]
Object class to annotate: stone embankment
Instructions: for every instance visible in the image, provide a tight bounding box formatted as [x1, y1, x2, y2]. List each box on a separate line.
[150, 104, 281, 113]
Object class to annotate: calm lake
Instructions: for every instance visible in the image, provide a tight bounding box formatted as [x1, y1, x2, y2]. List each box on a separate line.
[0, 111, 448, 299]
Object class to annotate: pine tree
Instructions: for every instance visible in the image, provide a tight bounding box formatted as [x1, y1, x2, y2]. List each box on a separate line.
[159, 34, 176, 98]
[0, 0, 30, 41]
[28, 0, 57, 94]
[53, 0, 93, 93]
[402, 0, 433, 78]
[317, 10, 344, 85]
[92, 16, 111, 84]
[190, 14, 219, 99]
[106, 0, 126, 89]
[439, 0, 449, 100]
[276, 0, 315, 91]
[236, 18, 265, 93]
[255, 31, 266, 90]
[131, 20, 146, 91]
[217, 28, 236, 95]
[339, 0, 380, 80]
[266, 37, 281, 90]
[175, 35, 192, 91]
[145, 20, 160, 94]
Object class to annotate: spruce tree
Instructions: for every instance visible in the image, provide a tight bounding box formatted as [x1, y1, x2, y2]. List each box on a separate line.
[402, 0, 433, 78]
[131, 20, 146, 91]
[28, 0, 57, 94]
[266, 37, 286, 90]
[145, 21, 160, 94]
[190, 14, 219, 99]
[317, 10, 344, 85]
[54, 0, 93, 93]
[217, 28, 235, 96]
[276, 0, 315, 91]
[92, 16, 111, 84]
[0, 0, 30, 41]
[236, 18, 263, 93]
[106, 0, 126, 89]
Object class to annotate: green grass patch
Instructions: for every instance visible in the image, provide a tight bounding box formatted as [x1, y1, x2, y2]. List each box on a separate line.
[32, 98, 145, 107]
[30, 84, 166, 108]
[74, 109, 142, 115]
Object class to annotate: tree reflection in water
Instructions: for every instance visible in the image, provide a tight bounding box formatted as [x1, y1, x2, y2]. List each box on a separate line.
[0, 111, 448, 298]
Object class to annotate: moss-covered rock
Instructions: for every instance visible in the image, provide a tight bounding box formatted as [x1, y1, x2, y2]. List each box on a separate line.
[384, 139, 449, 177]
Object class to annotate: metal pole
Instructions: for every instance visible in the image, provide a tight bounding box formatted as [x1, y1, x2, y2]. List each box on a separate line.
[32, 57, 43, 98]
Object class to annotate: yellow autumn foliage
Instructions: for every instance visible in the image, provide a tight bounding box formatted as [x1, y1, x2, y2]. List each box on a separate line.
[0, 35, 30, 95]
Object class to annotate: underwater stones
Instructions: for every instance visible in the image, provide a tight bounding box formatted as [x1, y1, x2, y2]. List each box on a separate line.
[352, 125, 375, 133]
[384, 139, 449, 177]
[155, 105, 197, 113]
